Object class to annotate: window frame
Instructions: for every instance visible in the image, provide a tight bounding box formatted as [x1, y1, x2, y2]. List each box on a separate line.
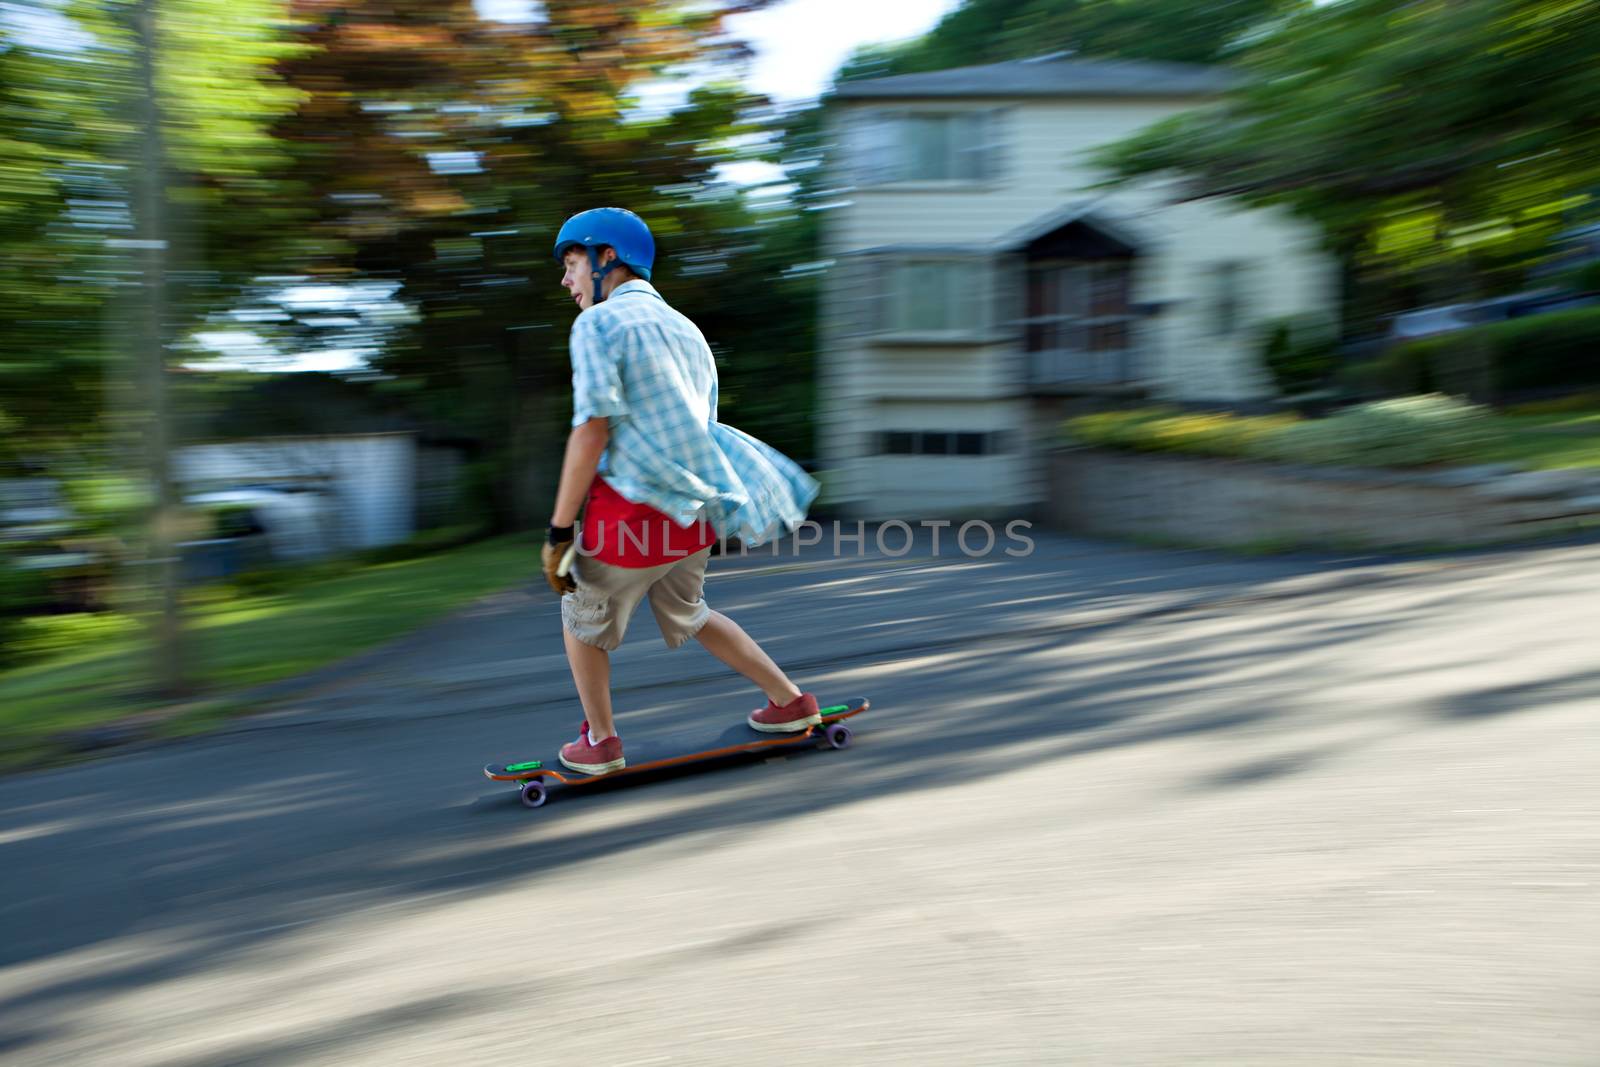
[876, 430, 1009, 456]
[1214, 261, 1245, 337]
[1021, 258, 1140, 387]
[842, 107, 1008, 188]
[834, 249, 999, 343]
[1021, 259, 1136, 352]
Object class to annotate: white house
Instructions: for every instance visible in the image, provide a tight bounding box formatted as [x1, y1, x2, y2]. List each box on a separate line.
[817, 56, 1339, 518]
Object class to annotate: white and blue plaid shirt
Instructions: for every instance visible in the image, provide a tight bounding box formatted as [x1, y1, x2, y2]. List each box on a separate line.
[568, 279, 817, 544]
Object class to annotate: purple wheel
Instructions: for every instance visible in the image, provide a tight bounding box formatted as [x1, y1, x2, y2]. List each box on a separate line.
[519, 780, 549, 809]
[824, 723, 853, 751]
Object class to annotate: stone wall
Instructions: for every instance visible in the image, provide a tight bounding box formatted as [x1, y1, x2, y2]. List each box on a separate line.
[1045, 449, 1600, 549]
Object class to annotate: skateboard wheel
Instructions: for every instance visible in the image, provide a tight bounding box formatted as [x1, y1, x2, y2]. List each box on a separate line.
[824, 724, 853, 751]
[519, 780, 548, 809]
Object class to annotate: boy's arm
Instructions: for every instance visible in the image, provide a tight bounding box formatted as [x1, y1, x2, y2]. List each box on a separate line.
[550, 417, 609, 528]
[541, 417, 608, 595]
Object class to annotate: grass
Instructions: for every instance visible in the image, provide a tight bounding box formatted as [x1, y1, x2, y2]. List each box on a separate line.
[0, 534, 536, 768]
[1478, 411, 1600, 470]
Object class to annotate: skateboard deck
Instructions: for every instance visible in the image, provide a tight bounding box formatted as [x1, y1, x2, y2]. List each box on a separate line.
[485, 696, 869, 808]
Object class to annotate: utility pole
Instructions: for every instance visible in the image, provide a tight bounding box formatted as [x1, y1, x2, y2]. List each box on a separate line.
[131, 0, 189, 696]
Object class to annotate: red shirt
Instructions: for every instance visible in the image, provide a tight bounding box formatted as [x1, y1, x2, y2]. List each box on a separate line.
[580, 477, 718, 567]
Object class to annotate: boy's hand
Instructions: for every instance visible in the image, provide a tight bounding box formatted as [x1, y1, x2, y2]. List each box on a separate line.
[542, 524, 576, 596]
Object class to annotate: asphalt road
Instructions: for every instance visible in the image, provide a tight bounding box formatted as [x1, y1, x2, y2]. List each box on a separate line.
[2, 532, 1597, 1065]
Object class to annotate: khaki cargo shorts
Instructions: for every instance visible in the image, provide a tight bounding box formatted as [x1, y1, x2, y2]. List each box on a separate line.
[560, 547, 713, 651]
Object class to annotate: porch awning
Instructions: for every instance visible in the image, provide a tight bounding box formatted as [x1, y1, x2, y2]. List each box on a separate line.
[1002, 204, 1143, 258]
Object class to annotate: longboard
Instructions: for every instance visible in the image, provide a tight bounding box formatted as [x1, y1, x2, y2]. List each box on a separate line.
[485, 696, 869, 809]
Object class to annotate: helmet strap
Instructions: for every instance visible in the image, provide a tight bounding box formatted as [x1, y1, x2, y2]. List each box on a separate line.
[586, 246, 619, 305]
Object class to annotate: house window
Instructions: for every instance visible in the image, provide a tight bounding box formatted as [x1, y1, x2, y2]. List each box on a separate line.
[1025, 260, 1133, 354]
[878, 431, 1008, 456]
[845, 110, 1005, 184]
[832, 253, 994, 338]
[882, 431, 916, 454]
[1215, 261, 1244, 336]
[887, 261, 985, 333]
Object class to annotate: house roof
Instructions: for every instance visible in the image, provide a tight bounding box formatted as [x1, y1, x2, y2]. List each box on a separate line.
[832, 56, 1238, 102]
[1001, 202, 1149, 255]
[833, 205, 1150, 259]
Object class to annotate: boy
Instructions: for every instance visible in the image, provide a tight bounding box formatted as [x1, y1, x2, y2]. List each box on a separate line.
[542, 207, 820, 774]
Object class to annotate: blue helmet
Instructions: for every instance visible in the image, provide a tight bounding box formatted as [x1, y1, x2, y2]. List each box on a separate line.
[553, 207, 655, 304]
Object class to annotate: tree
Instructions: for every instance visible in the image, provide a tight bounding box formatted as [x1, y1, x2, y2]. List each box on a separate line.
[0, 5, 127, 447]
[262, 0, 797, 526]
[0, 0, 312, 454]
[835, 0, 1308, 81]
[1095, 0, 1600, 323]
[1, 0, 314, 695]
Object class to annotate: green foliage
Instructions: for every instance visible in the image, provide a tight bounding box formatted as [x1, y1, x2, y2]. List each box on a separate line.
[241, 4, 822, 525]
[1066, 408, 1300, 457]
[1095, 0, 1600, 328]
[219, 523, 493, 597]
[1258, 314, 1340, 395]
[1479, 408, 1600, 470]
[1262, 395, 1493, 467]
[4, 0, 819, 515]
[2, 0, 824, 713]
[0, 554, 77, 668]
[1368, 307, 1600, 399]
[353, 523, 491, 565]
[0, 556, 46, 667]
[836, 0, 1304, 81]
[1066, 395, 1494, 468]
[1346, 339, 1443, 398]
[7, 611, 140, 669]
[62, 474, 149, 537]
[1489, 309, 1600, 394]
[0, 0, 316, 453]
[1573, 261, 1600, 294]
[1506, 391, 1600, 416]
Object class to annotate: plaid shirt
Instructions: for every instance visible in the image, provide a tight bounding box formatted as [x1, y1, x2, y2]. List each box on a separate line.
[568, 279, 817, 544]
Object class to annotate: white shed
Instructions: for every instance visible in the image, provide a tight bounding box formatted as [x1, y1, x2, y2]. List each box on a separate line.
[175, 433, 416, 551]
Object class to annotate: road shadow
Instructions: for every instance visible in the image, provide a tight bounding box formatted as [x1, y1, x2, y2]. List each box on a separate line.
[1, 532, 1591, 1060]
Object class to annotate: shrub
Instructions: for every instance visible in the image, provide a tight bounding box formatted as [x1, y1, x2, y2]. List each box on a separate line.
[1382, 306, 1600, 400]
[218, 524, 494, 598]
[0, 554, 50, 668]
[1571, 261, 1600, 294]
[354, 523, 490, 565]
[10, 611, 140, 664]
[1353, 338, 1444, 396]
[1065, 408, 1180, 452]
[1064, 395, 1491, 468]
[1259, 395, 1492, 467]
[1485, 307, 1600, 393]
[1148, 412, 1299, 457]
[1258, 314, 1340, 396]
[223, 562, 338, 599]
[59, 475, 148, 539]
[1505, 390, 1600, 415]
[1066, 408, 1299, 458]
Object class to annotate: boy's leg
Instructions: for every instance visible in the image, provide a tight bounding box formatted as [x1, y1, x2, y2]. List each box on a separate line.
[648, 549, 815, 731]
[562, 628, 616, 740]
[693, 609, 802, 708]
[560, 554, 653, 746]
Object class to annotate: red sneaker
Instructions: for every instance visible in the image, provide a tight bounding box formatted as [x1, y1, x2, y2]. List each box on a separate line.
[747, 692, 821, 733]
[559, 721, 625, 775]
